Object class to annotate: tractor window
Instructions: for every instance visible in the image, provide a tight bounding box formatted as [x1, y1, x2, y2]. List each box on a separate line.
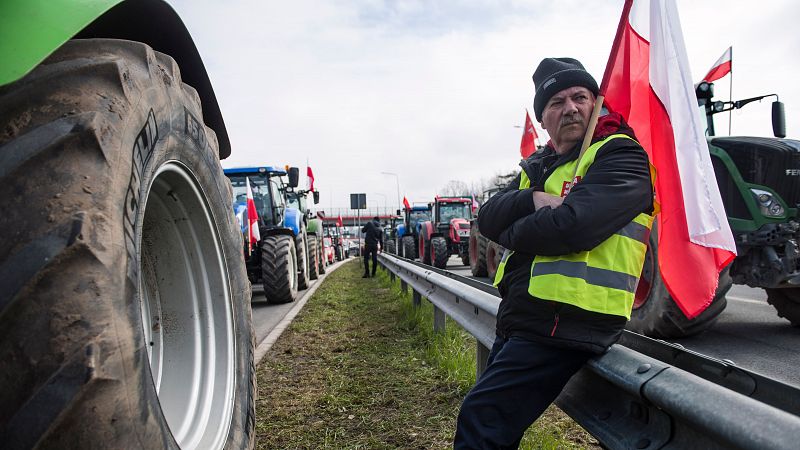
[408, 210, 431, 228]
[438, 203, 471, 222]
[227, 174, 276, 224]
[286, 194, 300, 210]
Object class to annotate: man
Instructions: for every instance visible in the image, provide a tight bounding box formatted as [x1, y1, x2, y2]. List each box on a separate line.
[361, 216, 383, 278]
[454, 58, 655, 448]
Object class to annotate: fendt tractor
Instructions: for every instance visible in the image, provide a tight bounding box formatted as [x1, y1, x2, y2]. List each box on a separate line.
[628, 81, 800, 337]
[469, 188, 505, 279]
[224, 166, 312, 303]
[0, 0, 255, 448]
[286, 185, 327, 278]
[419, 197, 473, 269]
[395, 204, 432, 259]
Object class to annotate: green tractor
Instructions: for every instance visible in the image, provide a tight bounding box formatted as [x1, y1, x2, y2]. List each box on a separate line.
[0, 1, 254, 448]
[628, 81, 800, 337]
[286, 186, 327, 278]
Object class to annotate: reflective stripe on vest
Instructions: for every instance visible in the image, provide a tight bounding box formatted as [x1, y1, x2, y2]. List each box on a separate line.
[493, 134, 655, 318]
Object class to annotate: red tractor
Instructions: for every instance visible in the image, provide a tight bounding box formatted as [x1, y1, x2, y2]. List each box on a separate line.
[418, 197, 474, 268]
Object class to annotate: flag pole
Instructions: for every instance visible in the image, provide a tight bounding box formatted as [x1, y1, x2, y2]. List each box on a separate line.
[728, 46, 733, 135]
[571, 95, 605, 180]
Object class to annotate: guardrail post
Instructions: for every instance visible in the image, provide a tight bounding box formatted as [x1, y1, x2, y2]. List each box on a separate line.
[433, 305, 445, 333]
[412, 290, 421, 307]
[400, 279, 408, 293]
[390, 271, 395, 282]
[476, 342, 490, 378]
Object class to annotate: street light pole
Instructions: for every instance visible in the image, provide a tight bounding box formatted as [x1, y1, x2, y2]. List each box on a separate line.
[381, 171, 401, 211]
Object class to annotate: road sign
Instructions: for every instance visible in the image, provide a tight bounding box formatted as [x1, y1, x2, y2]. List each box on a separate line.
[350, 193, 367, 210]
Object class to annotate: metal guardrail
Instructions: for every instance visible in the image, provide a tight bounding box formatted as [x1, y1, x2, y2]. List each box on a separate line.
[378, 252, 800, 450]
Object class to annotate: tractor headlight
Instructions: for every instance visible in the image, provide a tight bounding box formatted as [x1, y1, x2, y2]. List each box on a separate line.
[750, 188, 785, 218]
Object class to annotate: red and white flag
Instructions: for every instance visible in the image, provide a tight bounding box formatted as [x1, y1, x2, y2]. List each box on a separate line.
[307, 166, 316, 192]
[402, 196, 411, 210]
[337, 214, 344, 227]
[601, 0, 736, 318]
[471, 193, 479, 212]
[520, 110, 538, 159]
[246, 177, 261, 253]
[702, 46, 732, 83]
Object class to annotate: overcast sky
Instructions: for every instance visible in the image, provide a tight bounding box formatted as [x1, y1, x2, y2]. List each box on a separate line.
[169, 0, 800, 213]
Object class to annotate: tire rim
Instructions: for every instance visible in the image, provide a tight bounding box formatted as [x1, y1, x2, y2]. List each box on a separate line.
[139, 162, 236, 450]
[633, 243, 655, 309]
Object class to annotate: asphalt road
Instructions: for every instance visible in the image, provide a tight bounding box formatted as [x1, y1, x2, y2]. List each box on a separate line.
[446, 256, 800, 388]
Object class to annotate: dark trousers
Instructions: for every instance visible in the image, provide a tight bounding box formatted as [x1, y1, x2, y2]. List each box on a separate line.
[454, 336, 592, 449]
[363, 246, 377, 275]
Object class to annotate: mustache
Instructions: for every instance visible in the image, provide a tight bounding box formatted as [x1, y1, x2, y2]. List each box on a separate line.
[560, 116, 583, 127]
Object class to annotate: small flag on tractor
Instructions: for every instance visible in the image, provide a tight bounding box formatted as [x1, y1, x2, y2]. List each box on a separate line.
[702, 46, 732, 83]
[307, 166, 316, 192]
[245, 177, 261, 254]
[471, 193, 479, 212]
[402, 196, 411, 210]
[337, 215, 343, 227]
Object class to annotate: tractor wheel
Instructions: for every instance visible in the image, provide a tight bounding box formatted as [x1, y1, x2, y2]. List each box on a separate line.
[0, 39, 255, 449]
[460, 251, 470, 267]
[296, 229, 310, 290]
[386, 239, 397, 255]
[319, 238, 328, 274]
[469, 225, 488, 276]
[432, 237, 449, 269]
[308, 236, 320, 280]
[486, 242, 502, 281]
[626, 223, 732, 338]
[262, 235, 298, 304]
[420, 235, 432, 265]
[402, 236, 416, 260]
[766, 288, 800, 326]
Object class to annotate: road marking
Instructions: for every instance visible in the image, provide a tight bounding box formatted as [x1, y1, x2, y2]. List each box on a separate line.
[727, 295, 768, 306]
[254, 259, 349, 365]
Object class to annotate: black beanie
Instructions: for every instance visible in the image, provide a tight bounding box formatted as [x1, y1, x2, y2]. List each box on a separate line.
[532, 57, 599, 122]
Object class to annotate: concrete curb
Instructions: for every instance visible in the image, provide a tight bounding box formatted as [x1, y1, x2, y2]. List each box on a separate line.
[254, 258, 352, 365]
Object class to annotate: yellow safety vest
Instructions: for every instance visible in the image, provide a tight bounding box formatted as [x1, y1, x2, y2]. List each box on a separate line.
[493, 134, 655, 319]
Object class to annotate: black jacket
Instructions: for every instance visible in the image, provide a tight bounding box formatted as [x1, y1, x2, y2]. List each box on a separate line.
[478, 121, 653, 353]
[361, 220, 383, 249]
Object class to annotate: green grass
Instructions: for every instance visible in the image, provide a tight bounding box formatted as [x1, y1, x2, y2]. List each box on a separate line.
[255, 259, 598, 449]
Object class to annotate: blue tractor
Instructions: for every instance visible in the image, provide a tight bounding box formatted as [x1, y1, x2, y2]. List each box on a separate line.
[395, 205, 432, 259]
[224, 166, 310, 303]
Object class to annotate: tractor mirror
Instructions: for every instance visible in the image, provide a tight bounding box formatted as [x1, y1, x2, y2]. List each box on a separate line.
[313, 191, 320, 204]
[288, 167, 300, 188]
[772, 101, 786, 138]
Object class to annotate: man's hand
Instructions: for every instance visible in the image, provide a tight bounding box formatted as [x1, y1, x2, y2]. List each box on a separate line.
[533, 191, 564, 210]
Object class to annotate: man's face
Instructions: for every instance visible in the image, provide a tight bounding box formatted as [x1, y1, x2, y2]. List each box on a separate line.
[540, 86, 595, 155]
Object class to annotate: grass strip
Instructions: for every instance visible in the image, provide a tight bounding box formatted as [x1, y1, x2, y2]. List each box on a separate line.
[255, 259, 598, 449]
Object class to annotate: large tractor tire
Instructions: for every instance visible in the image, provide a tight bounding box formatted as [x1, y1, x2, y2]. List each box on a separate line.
[486, 242, 502, 281]
[419, 235, 432, 265]
[296, 228, 310, 290]
[460, 251, 470, 266]
[402, 235, 416, 260]
[0, 39, 255, 449]
[627, 223, 732, 338]
[386, 239, 397, 255]
[766, 288, 800, 326]
[431, 236, 449, 269]
[469, 226, 488, 276]
[308, 236, 320, 280]
[319, 238, 328, 274]
[262, 234, 298, 304]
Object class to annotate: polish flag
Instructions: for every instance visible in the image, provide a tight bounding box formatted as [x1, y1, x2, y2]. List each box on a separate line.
[402, 196, 411, 210]
[471, 193, 479, 212]
[702, 46, 732, 83]
[337, 214, 344, 227]
[520, 110, 539, 159]
[246, 177, 261, 253]
[307, 166, 316, 192]
[601, 0, 736, 318]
